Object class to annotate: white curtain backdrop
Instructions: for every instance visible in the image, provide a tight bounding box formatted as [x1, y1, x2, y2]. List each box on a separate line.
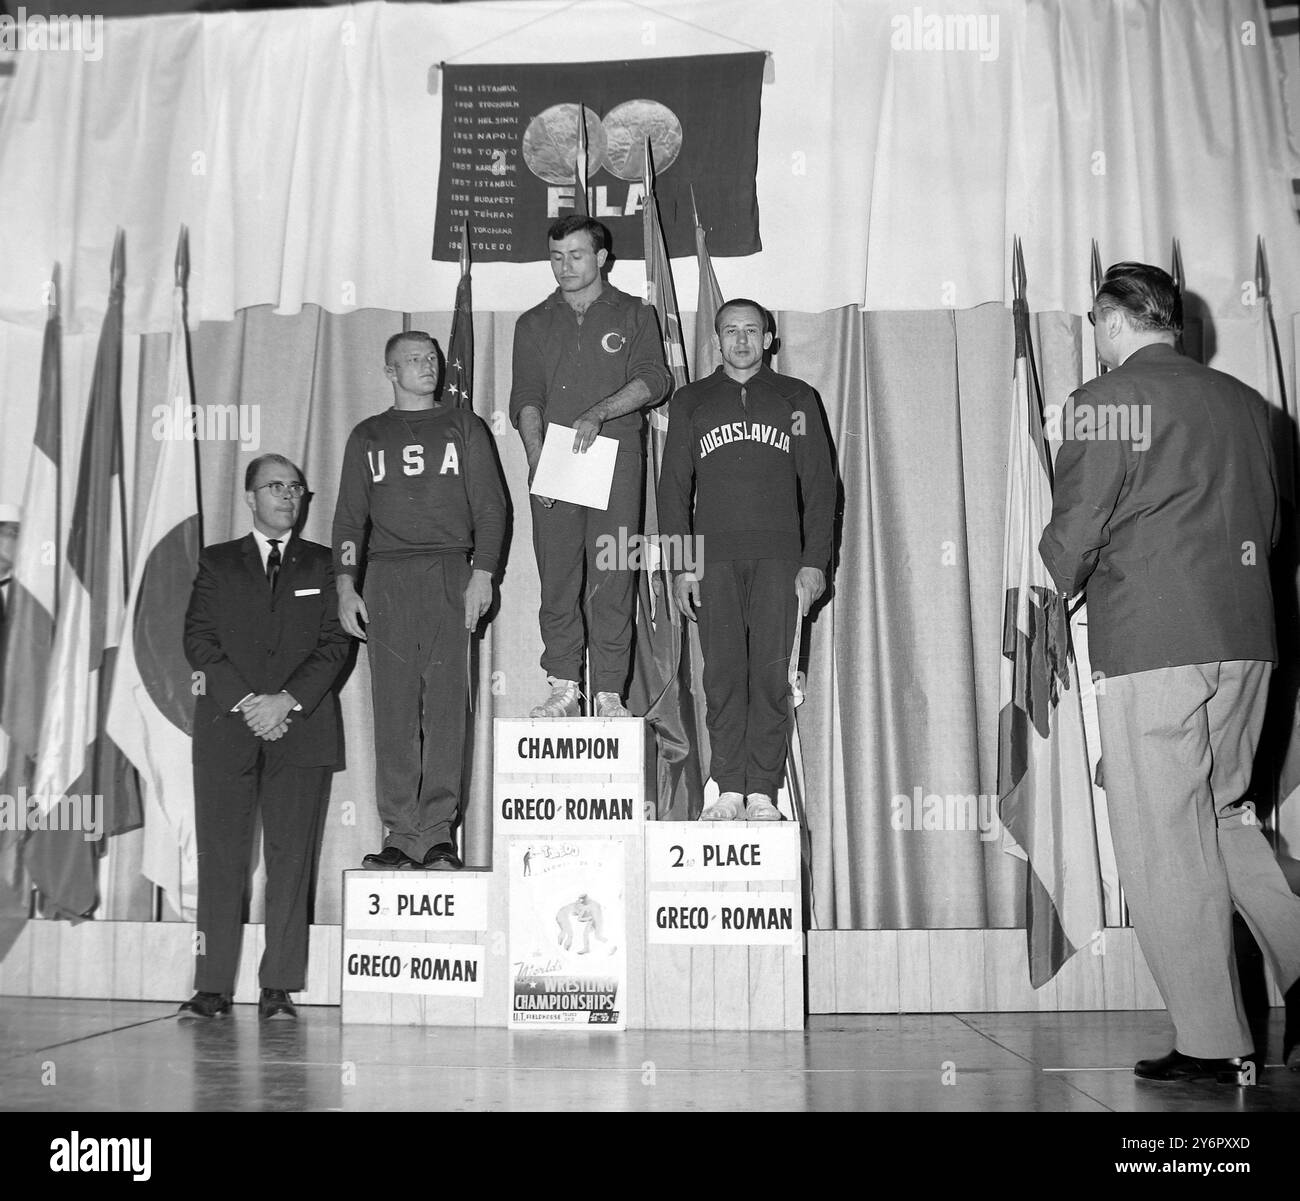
[0, 0, 1294, 337]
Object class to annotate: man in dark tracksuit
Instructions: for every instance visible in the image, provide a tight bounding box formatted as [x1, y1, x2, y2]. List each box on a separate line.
[510, 216, 671, 719]
[658, 299, 835, 821]
[333, 331, 506, 870]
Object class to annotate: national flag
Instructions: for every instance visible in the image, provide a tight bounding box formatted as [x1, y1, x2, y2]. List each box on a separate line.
[0, 265, 62, 942]
[1252, 237, 1300, 825]
[628, 138, 704, 822]
[691, 187, 724, 380]
[1, 264, 61, 786]
[445, 221, 473, 410]
[997, 238, 1103, 988]
[105, 227, 201, 918]
[27, 230, 141, 919]
[683, 187, 725, 787]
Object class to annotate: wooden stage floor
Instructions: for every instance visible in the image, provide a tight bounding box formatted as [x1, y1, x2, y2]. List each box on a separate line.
[2, 999, 1297, 1113]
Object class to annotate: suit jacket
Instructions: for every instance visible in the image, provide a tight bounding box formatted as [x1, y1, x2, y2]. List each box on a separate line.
[1039, 343, 1278, 677]
[184, 534, 348, 768]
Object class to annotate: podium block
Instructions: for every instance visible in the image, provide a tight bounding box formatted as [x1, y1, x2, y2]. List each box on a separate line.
[643, 823, 804, 1030]
[495, 718, 646, 1031]
[340, 718, 806, 1030]
[341, 870, 496, 1026]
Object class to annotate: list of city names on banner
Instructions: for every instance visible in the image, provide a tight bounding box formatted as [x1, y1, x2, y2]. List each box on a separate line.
[442, 79, 523, 258]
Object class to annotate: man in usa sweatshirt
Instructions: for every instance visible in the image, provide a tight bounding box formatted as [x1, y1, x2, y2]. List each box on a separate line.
[332, 331, 506, 870]
[657, 299, 835, 821]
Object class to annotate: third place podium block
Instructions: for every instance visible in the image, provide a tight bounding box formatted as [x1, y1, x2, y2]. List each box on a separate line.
[340, 868, 492, 1026]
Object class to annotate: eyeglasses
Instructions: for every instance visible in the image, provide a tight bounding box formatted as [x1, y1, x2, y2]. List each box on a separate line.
[254, 482, 307, 499]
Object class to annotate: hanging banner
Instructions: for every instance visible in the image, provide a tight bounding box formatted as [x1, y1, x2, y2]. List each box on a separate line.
[433, 52, 764, 263]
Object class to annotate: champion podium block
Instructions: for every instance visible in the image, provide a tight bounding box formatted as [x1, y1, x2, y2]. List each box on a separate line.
[495, 718, 647, 1031]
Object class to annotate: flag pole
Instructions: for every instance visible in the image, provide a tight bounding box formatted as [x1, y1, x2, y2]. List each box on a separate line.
[1257, 235, 1289, 416]
[1090, 239, 1105, 377]
[50, 261, 62, 605]
[574, 102, 590, 218]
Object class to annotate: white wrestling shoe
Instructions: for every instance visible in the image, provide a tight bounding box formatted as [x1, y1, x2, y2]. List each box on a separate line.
[745, 793, 783, 821]
[530, 677, 581, 718]
[700, 791, 744, 820]
[594, 692, 631, 718]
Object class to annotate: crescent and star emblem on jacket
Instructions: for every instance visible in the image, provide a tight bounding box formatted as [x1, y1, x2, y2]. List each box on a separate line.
[601, 332, 626, 354]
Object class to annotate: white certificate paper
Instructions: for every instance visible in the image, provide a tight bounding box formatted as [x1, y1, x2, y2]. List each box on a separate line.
[529, 423, 618, 510]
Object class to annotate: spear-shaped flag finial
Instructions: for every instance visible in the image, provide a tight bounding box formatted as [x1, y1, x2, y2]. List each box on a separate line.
[641, 137, 657, 307]
[574, 102, 590, 218]
[1170, 237, 1184, 293]
[1012, 236, 1026, 304]
[175, 225, 190, 290]
[1089, 239, 1106, 376]
[110, 227, 126, 296]
[1255, 235, 1268, 300]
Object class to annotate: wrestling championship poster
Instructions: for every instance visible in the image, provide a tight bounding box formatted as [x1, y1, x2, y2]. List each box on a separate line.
[508, 839, 627, 1030]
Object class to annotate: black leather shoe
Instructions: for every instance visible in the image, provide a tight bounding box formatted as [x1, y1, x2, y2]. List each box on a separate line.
[362, 846, 417, 869]
[1135, 1049, 1258, 1085]
[258, 988, 297, 1021]
[422, 842, 463, 871]
[178, 991, 231, 1020]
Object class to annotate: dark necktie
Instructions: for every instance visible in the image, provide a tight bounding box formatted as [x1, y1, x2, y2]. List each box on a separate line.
[267, 539, 281, 590]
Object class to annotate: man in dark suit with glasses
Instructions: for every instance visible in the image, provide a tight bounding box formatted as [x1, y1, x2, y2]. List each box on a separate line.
[179, 453, 348, 1021]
